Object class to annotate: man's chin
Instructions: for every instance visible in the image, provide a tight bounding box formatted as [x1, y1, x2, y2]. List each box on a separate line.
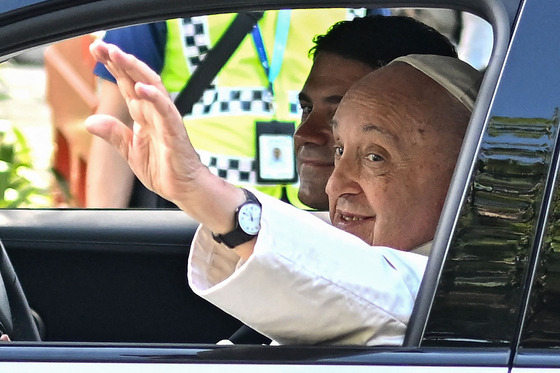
[298, 189, 329, 211]
[298, 192, 329, 211]
[352, 232, 373, 246]
[331, 215, 376, 244]
[297, 179, 329, 210]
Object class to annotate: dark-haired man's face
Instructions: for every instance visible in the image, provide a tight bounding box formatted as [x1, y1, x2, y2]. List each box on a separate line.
[295, 52, 373, 210]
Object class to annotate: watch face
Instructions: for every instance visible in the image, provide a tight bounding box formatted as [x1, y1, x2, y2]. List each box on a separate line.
[238, 203, 262, 235]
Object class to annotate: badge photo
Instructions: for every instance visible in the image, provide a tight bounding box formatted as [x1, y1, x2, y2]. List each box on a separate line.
[255, 121, 298, 184]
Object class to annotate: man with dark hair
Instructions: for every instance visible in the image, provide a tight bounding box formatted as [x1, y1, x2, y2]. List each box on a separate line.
[296, 15, 457, 210]
[309, 15, 456, 66]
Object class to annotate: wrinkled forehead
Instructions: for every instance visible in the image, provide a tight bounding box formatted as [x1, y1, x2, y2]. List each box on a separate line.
[333, 63, 438, 119]
[331, 63, 464, 139]
[349, 62, 436, 98]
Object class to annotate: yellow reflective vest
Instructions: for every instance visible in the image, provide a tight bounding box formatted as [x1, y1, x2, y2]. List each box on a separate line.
[160, 10, 364, 208]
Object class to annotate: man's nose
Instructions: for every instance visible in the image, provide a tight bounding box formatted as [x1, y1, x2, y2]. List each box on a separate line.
[294, 112, 331, 147]
[326, 154, 361, 198]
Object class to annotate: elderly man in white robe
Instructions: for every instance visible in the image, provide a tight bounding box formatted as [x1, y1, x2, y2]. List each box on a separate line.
[86, 41, 482, 346]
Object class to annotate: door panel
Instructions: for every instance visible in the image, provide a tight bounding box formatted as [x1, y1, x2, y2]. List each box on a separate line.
[0, 209, 242, 343]
[0, 345, 511, 370]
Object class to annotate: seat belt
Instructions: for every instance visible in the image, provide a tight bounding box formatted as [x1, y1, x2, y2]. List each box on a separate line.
[174, 11, 265, 116]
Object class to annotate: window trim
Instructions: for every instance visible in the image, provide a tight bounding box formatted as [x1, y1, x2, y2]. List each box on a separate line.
[404, 0, 515, 347]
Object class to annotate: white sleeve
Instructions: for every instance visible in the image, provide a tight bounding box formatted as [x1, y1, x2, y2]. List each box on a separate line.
[187, 191, 428, 346]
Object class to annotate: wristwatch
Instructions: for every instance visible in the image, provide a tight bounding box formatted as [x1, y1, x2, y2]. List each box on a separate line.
[212, 188, 262, 248]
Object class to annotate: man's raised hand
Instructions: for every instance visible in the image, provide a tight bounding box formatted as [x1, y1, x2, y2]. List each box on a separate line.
[85, 41, 206, 208]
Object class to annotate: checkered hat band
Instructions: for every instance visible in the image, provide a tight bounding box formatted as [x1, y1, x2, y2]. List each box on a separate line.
[198, 151, 257, 185]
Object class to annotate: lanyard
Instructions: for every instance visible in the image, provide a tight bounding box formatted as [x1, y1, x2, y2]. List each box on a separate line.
[251, 9, 291, 99]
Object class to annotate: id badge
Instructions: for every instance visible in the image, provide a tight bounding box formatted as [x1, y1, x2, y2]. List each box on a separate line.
[256, 121, 297, 184]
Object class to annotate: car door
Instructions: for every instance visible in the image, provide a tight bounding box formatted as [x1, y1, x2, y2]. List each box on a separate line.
[411, 1, 560, 372]
[1, 209, 243, 343]
[0, 0, 538, 371]
[506, 3, 560, 371]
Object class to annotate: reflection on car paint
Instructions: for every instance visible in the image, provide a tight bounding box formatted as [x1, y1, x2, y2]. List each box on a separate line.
[424, 110, 560, 346]
[521, 109, 560, 348]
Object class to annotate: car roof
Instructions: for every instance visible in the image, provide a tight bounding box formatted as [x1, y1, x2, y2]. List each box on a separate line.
[0, 0, 520, 60]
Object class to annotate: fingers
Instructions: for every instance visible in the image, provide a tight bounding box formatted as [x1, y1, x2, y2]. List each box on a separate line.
[85, 114, 133, 160]
[87, 39, 205, 203]
[90, 40, 182, 135]
[107, 43, 163, 88]
[89, 39, 110, 64]
[90, 40, 166, 99]
[133, 82, 185, 136]
[90, 41, 139, 102]
[0, 334, 10, 342]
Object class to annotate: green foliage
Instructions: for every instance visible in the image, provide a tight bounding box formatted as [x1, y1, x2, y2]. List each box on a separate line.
[0, 121, 50, 207]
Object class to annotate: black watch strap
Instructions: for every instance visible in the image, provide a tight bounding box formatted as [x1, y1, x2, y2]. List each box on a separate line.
[212, 189, 261, 249]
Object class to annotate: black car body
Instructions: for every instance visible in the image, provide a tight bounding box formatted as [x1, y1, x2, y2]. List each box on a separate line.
[1, 0, 560, 371]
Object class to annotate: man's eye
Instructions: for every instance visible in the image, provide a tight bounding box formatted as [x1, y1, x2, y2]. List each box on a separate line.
[300, 104, 312, 117]
[366, 153, 384, 162]
[334, 146, 344, 157]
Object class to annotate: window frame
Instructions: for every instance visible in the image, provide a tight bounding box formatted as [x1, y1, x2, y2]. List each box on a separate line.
[0, 0, 535, 370]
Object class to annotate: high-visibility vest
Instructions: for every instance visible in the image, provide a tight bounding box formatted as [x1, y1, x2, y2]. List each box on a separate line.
[160, 10, 364, 208]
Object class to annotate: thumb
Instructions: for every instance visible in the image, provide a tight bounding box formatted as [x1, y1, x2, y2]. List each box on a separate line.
[85, 114, 133, 160]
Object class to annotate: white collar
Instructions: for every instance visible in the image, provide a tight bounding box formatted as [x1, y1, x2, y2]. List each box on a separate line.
[410, 241, 432, 257]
